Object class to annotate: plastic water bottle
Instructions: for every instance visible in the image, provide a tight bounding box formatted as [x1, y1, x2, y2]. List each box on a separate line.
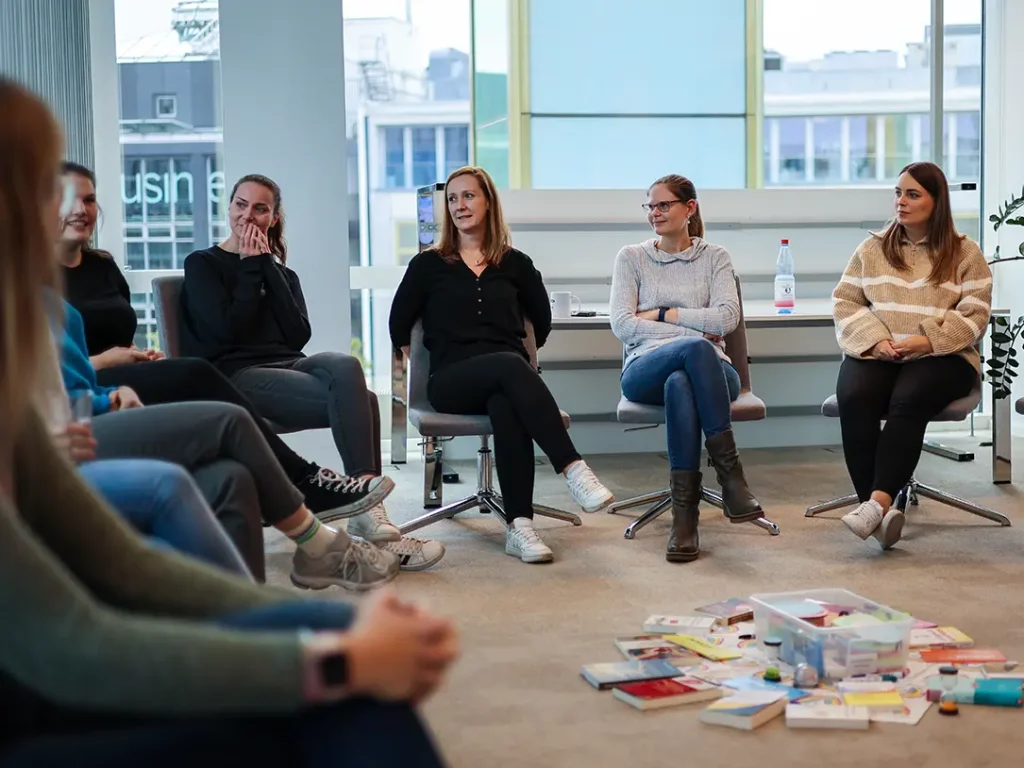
[774, 238, 795, 314]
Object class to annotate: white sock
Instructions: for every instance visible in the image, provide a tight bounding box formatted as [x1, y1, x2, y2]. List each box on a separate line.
[283, 513, 342, 558]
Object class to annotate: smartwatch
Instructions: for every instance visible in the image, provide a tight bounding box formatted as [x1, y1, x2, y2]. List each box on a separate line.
[657, 307, 668, 323]
[319, 650, 349, 688]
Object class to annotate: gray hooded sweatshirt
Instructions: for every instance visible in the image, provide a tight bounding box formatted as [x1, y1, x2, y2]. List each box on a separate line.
[609, 237, 741, 370]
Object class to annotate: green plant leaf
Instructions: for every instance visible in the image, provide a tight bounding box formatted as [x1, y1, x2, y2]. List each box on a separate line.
[992, 333, 1012, 343]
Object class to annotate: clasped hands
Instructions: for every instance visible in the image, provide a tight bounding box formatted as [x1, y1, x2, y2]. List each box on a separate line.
[871, 336, 933, 361]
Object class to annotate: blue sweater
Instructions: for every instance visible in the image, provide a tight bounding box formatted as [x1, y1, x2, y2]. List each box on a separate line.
[59, 301, 117, 415]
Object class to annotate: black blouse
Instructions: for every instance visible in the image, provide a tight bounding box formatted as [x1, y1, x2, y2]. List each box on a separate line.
[63, 251, 138, 355]
[389, 248, 552, 375]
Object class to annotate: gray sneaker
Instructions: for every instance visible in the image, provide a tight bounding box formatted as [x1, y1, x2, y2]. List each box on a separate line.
[290, 534, 399, 591]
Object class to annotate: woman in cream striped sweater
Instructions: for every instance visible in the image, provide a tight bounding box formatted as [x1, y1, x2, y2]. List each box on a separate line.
[832, 161, 992, 550]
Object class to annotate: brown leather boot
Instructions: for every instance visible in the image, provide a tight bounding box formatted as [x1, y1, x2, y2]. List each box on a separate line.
[667, 470, 701, 562]
[704, 430, 763, 524]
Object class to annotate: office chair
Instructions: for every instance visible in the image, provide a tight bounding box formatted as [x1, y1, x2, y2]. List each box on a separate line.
[805, 378, 1011, 526]
[150, 275, 298, 435]
[395, 319, 582, 536]
[608, 275, 781, 539]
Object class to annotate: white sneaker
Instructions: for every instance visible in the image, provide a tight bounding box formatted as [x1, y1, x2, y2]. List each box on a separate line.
[379, 536, 446, 570]
[841, 499, 885, 540]
[347, 504, 401, 543]
[872, 508, 905, 551]
[505, 518, 554, 563]
[565, 461, 614, 513]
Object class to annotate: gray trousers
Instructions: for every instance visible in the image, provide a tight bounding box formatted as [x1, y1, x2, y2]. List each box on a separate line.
[230, 352, 382, 477]
[92, 402, 305, 582]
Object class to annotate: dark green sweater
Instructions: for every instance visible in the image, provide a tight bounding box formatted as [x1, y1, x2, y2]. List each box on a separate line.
[0, 411, 309, 717]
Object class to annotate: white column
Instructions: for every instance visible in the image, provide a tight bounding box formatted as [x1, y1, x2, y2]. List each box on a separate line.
[911, 113, 923, 164]
[983, 0, 1024, 415]
[87, 0, 124, 264]
[218, 0, 351, 354]
[840, 117, 850, 183]
[804, 118, 814, 182]
[435, 125, 446, 181]
[403, 127, 413, 189]
[875, 116, 886, 181]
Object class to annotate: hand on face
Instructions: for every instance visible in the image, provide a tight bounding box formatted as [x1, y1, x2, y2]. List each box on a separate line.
[239, 223, 270, 258]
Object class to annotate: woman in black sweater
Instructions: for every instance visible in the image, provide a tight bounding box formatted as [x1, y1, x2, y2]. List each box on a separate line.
[58, 163, 394, 530]
[388, 167, 614, 564]
[178, 174, 441, 563]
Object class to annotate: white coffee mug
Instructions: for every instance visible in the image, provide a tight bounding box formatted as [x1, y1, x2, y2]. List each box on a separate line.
[550, 291, 582, 318]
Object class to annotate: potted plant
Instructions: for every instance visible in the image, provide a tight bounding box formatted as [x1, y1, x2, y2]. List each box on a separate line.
[986, 186, 1024, 400]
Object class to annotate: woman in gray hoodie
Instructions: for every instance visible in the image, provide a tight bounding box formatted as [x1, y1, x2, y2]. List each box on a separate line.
[609, 175, 763, 562]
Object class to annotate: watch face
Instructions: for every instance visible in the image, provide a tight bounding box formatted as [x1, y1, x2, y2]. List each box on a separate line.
[321, 652, 348, 687]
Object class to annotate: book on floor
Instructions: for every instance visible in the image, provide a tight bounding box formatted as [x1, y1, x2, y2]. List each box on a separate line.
[695, 598, 754, 625]
[612, 675, 723, 711]
[785, 702, 870, 730]
[614, 636, 703, 666]
[665, 634, 744, 661]
[642, 615, 717, 634]
[869, 697, 932, 726]
[838, 683, 905, 712]
[699, 691, 787, 731]
[909, 626, 974, 650]
[919, 648, 1007, 665]
[580, 659, 682, 690]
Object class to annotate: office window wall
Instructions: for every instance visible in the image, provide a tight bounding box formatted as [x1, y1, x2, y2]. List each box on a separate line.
[526, 0, 748, 189]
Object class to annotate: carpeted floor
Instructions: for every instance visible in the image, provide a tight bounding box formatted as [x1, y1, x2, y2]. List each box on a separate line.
[265, 437, 1024, 768]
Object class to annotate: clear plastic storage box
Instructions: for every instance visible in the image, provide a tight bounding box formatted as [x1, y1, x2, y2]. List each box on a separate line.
[749, 588, 913, 681]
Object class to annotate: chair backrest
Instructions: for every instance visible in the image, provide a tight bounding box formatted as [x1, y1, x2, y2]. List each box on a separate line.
[407, 318, 540, 412]
[724, 274, 753, 394]
[618, 273, 754, 393]
[152, 275, 185, 358]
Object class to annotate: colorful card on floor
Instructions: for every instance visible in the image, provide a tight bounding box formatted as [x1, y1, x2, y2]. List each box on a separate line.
[700, 691, 787, 730]
[613, 636, 704, 666]
[612, 675, 723, 711]
[695, 598, 754, 625]
[642, 615, 717, 634]
[580, 659, 681, 690]
[665, 634, 743, 661]
[691, 659, 771, 684]
[920, 648, 1006, 664]
[869, 696, 932, 726]
[723, 676, 809, 702]
[785, 702, 870, 730]
[910, 626, 973, 649]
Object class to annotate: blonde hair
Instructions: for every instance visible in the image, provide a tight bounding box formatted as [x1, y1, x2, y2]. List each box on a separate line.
[437, 166, 511, 266]
[0, 78, 64, 437]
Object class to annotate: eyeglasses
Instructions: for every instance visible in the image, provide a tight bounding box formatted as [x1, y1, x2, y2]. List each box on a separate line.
[641, 200, 684, 214]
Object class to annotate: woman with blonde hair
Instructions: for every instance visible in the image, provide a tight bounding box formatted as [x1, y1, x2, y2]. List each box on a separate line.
[389, 166, 614, 564]
[0, 76, 453, 767]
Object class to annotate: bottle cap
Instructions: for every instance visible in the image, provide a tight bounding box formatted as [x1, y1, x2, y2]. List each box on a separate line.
[764, 637, 782, 647]
[781, 238, 789, 244]
[939, 665, 959, 676]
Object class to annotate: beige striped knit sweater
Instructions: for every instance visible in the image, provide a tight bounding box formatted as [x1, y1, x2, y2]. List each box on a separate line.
[832, 231, 992, 371]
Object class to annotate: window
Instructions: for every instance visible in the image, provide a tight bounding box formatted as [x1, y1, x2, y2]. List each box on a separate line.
[443, 126, 469, 176]
[953, 112, 980, 181]
[394, 221, 419, 265]
[763, 0, 935, 187]
[116, 0, 223, 349]
[411, 127, 437, 188]
[155, 94, 177, 118]
[384, 126, 406, 189]
[471, 0, 510, 187]
[527, 0, 747, 189]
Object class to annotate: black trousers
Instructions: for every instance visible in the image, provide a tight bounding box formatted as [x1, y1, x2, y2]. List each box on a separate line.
[835, 354, 976, 501]
[427, 352, 581, 521]
[96, 358, 312, 482]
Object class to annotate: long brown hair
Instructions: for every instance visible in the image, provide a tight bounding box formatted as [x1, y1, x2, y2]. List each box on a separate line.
[882, 161, 963, 285]
[60, 161, 113, 259]
[437, 166, 511, 266]
[648, 174, 705, 238]
[0, 77, 64, 436]
[229, 173, 288, 264]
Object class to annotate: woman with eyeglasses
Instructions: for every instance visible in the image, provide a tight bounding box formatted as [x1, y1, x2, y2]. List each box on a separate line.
[609, 174, 764, 563]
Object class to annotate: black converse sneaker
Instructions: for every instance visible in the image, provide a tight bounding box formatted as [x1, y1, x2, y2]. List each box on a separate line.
[297, 468, 395, 523]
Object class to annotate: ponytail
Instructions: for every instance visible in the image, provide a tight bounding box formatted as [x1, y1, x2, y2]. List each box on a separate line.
[688, 206, 705, 238]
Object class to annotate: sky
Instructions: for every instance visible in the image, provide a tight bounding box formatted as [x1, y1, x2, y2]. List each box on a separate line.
[115, 0, 980, 66]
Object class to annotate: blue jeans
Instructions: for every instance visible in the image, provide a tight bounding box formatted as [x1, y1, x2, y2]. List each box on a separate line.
[1, 601, 445, 768]
[621, 337, 741, 471]
[80, 460, 251, 579]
